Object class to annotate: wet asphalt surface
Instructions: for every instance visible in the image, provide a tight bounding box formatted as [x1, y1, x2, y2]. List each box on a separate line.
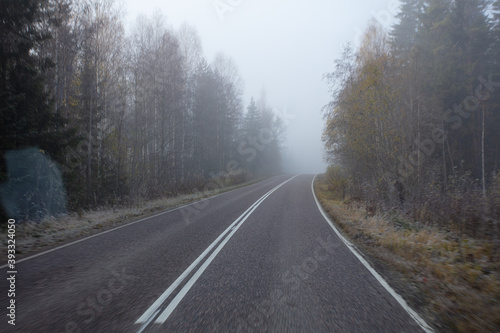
[1, 175, 425, 332]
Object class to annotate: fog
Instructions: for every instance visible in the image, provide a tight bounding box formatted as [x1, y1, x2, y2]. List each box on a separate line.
[123, 0, 397, 174]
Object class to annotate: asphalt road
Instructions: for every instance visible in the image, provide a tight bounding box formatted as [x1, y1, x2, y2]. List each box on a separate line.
[1, 174, 431, 332]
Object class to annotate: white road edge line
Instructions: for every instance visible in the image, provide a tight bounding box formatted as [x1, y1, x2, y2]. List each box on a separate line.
[154, 178, 291, 324]
[135, 175, 298, 327]
[0, 177, 279, 270]
[311, 175, 434, 333]
[135, 186, 268, 324]
[135, 309, 160, 333]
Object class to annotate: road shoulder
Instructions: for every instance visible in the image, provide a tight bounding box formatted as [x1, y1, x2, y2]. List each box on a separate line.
[314, 174, 500, 332]
[0, 177, 267, 262]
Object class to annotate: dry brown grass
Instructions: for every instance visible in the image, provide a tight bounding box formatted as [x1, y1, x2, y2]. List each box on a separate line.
[314, 175, 500, 333]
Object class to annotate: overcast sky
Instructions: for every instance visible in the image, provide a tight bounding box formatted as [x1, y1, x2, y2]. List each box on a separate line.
[123, 0, 399, 174]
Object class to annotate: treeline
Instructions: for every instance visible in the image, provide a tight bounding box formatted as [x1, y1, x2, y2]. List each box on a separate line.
[0, 0, 283, 221]
[323, 0, 500, 237]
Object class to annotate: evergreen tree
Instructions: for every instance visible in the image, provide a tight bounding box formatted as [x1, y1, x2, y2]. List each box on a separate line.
[494, 0, 500, 49]
[448, 0, 492, 180]
[390, 0, 424, 57]
[192, 60, 219, 177]
[488, 0, 500, 181]
[243, 98, 261, 138]
[258, 99, 284, 175]
[240, 98, 262, 174]
[0, 0, 69, 162]
[0, 0, 75, 220]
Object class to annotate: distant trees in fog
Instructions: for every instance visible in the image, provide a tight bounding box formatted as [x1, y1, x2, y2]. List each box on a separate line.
[0, 0, 284, 220]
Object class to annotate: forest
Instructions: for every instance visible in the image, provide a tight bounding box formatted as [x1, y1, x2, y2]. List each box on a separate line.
[0, 0, 284, 222]
[323, 0, 500, 238]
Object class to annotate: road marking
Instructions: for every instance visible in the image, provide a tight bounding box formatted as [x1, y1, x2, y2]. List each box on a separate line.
[0, 177, 280, 270]
[311, 175, 434, 333]
[154, 189, 271, 324]
[136, 309, 160, 333]
[135, 193, 262, 324]
[135, 175, 298, 329]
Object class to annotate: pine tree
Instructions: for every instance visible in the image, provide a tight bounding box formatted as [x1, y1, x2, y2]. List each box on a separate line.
[0, 0, 65, 157]
[243, 98, 261, 138]
[488, 0, 500, 185]
[0, 0, 75, 220]
[448, 0, 492, 184]
[494, 1, 500, 47]
[240, 98, 262, 174]
[410, 0, 455, 186]
[0, 0, 74, 173]
[192, 60, 219, 177]
[390, 0, 424, 57]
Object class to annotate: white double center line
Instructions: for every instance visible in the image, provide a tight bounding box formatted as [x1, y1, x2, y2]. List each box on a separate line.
[135, 175, 298, 332]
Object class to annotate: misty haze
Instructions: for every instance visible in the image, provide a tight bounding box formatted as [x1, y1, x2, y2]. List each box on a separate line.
[1, 0, 499, 332]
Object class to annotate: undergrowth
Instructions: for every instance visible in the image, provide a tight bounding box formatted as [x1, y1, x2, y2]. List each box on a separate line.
[315, 174, 500, 332]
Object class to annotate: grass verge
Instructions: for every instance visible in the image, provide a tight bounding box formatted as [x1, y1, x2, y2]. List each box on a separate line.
[0, 178, 264, 262]
[314, 174, 500, 333]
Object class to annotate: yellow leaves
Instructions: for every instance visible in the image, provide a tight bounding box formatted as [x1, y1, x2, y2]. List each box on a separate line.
[324, 23, 407, 176]
[67, 96, 79, 108]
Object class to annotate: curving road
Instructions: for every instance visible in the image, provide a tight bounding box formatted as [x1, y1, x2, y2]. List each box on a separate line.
[1, 175, 431, 332]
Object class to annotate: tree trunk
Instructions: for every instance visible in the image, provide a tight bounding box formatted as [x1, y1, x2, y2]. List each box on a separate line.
[482, 105, 486, 198]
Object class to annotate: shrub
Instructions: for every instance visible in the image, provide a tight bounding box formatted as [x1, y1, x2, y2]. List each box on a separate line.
[326, 166, 348, 200]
